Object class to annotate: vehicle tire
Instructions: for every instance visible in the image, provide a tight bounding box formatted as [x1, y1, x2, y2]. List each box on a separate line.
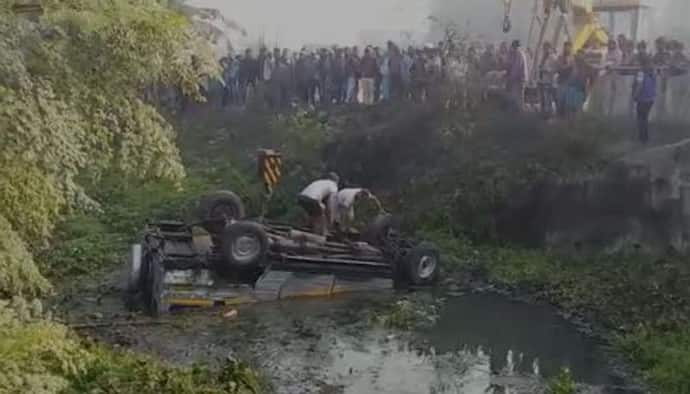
[401, 242, 440, 286]
[146, 253, 166, 317]
[198, 191, 246, 234]
[220, 221, 269, 272]
[126, 244, 143, 294]
[362, 214, 399, 246]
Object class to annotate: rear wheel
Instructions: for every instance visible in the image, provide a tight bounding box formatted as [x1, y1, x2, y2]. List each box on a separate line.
[126, 244, 143, 293]
[220, 221, 269, 272]
[198, 191, 246, 234]
[400, 242, 440, 286]
[146, 254, 166, 316]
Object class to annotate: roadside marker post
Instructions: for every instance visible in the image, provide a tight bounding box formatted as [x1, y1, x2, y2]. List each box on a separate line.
[257, 149, 283, 218]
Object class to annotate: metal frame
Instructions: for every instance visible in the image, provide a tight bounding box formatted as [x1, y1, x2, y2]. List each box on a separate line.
[131, 218, 430, 314]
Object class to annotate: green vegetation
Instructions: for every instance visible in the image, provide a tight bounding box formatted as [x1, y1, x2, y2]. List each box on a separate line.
[420, 227, 690, 392]
[38, 180, 198, 281]
[15, 106, 334, 392]
[547, 368, 576, 394]
[620, 327, 690, 394]
[370, 296, 444, 330]
[0, 2, 266, 392]
[348, 106, 690, 393]
[0, 299, 261, 394]
[0, 3, 687, 389]
[175, 103, 690, 393]
[0, 0, 216, 297]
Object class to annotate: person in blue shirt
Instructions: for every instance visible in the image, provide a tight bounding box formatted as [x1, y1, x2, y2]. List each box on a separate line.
[633, 56, 657, 144]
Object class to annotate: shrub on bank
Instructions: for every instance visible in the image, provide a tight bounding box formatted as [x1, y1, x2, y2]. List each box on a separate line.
[0, 299, 262, 394]
[0, 216, 51, 299]
[620, 327, 690, 394]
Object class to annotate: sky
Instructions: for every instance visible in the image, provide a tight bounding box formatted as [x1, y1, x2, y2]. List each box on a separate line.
[186, 0, 688, 53]
[186, 0, 433, 49]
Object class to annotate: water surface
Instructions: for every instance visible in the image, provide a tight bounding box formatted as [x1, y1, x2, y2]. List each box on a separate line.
[113, 292, 626, 393]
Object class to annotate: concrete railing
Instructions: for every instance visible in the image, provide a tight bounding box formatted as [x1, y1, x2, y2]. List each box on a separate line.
[587, 71, 690, 122]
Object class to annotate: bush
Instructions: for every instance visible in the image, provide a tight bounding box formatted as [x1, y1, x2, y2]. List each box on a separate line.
[0, 0, 217, 297]
[620, 327, 690, 394]
[0, 299, 262, 394]
[0, 299, 89, 393]
[371, 296, 444, 330]
[548, 367, 576, 394]
[0, 216, 51, 298]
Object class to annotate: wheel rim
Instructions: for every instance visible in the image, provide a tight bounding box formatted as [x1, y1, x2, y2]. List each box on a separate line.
[417, 255, 437, 279]
[231, 235, 261, 264]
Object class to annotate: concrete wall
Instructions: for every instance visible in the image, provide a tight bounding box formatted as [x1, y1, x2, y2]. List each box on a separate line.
[507, 140, 690, 253]
[587, 73, 690, 123]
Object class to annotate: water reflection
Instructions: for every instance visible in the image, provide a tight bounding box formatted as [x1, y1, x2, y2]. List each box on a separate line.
[146, 292, 617, 394]
[214, 293, 614, 394]
[321, 333, 545, 394]
[425, 293, 611, 384]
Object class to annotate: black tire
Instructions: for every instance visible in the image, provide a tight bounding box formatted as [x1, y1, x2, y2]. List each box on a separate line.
[146, 254, 166, 317]
[220, 221, 269, 272]
[126, 244, 144, 294]
[198, 191, 246, 234]
[401, 242, 440, 286]
[362, 214, 399, 246]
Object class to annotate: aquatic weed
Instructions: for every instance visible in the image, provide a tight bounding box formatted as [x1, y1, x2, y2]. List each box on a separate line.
[371, 295, 445, 330]
[547, 367, 576, 394]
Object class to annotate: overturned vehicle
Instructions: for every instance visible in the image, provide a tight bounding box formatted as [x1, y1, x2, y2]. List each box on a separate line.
[127, 191, 441, 315]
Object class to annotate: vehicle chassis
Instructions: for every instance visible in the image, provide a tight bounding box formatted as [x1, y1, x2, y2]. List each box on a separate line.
[128, 194, 440, 315]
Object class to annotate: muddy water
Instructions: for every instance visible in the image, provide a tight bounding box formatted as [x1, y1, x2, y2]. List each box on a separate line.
[69, 282, 634, 394]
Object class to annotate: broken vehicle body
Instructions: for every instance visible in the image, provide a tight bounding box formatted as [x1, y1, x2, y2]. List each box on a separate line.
[127, 190, 441, 315]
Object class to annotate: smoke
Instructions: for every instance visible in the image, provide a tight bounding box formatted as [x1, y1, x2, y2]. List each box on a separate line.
[183, 0, 688, 53]
[427, 0, 690, 44]
[185, 0, 433, 50]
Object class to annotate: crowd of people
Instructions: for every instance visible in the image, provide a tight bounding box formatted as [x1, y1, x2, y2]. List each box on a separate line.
[218, 41, 455, 109]
[535, 35, 689, 119]
[214, 34, 688, 127]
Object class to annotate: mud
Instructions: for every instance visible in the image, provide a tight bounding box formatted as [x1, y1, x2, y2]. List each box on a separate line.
[56, 267, 639, 394]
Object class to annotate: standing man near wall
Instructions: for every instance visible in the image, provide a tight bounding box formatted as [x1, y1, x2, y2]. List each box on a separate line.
[633, 56, 657, 144]
[506, 40, 528, 112]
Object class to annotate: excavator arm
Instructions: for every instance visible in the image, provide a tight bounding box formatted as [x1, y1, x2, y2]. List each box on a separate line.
[572, 18, 609, 51]
[501, 0, 608, 52]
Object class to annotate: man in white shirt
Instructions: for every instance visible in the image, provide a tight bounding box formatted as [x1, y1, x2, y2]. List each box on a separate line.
[333, 188, 382, 233]
[298, 173, 339, 235]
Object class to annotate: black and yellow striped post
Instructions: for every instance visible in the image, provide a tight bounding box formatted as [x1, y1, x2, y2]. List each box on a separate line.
[257, 149, 282, 195]
[257, 149, 282, 218]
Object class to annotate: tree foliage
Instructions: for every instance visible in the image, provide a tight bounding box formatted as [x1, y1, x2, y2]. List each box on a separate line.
[0, 0, 216, 296]
[0, 217, 51, 299]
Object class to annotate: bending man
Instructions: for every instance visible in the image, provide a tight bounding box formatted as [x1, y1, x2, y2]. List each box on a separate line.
[334, 188, 382, 233]
[298, 173, 339, 235]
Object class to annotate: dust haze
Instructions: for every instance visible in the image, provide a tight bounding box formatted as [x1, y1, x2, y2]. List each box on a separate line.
[187, 0, 689, 50]
[185, 0, 433, 49]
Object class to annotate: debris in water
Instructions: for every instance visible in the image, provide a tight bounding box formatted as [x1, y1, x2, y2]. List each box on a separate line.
[223, 309, 238, 319]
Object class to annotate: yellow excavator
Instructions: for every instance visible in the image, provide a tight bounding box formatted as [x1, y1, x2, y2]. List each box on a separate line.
[502, 0, 609, 53]
[501, 0, 612, 89]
